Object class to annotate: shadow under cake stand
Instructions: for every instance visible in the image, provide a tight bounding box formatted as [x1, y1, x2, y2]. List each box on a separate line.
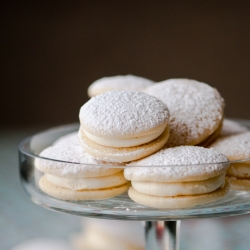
[19, 120, 250, 250]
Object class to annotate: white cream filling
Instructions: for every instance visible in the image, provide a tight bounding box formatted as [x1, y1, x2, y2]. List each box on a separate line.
[83, 125, 167, 147]
[46, 171, 128, 190]
[132, 173, 225, 196]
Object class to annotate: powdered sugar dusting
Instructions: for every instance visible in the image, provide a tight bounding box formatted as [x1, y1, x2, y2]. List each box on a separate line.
[144, 79, 224, 146]
[80, 91, 169, 138]
[53, 132, 79, 146]
[35, 144, 124, 177]
[88, 74, 154, 97]
[210, 131, 250, 160]
[124, 146, 228, 181]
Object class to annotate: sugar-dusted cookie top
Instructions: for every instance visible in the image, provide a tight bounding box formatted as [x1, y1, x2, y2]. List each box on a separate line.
[209, 131, 250, 161]
[80, 90, 170, 139]
[124, 146, 228, 182]
[88, 75, 154, 97]
[52, 132, 79, 146]
[144, 78, 225, 146]
[35, 144, 123, 178]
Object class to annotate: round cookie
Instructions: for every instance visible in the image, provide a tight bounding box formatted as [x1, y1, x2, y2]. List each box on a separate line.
[144, 78, 225, 146]
[131, 173, 225, 196]
[209, 131, 250, 161]
[36, 135, 130, 200]
[46, 171, 128, 190]
[209, 131, 250, 190]
[124, 146, 229, 209]
[78, 125, 170, 163]
[79, 90, 170, 162]
[39, 175, 130, 201]
[35, 144, 124, 178]
[125, 146, 229, 182]
[128, 181, 229, 209]
[87, 74, 154, 97]
[226, 176, 250, 191]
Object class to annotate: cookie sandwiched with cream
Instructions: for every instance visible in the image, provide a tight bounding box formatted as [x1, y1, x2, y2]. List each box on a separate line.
[210, 131, 250, 191]
[144, 78, 225, 147]
[35, 140, 130, 201]
[87, 74, 154, 97]
[124, 146, 229, 209]
[78, 90, 170, 162]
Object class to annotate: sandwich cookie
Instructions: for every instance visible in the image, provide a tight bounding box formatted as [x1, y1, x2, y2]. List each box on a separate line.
[71, 218, 145, 250]
[87, 74, 154, 97]
[79, 91, 170, 162]
[210, 131, 250, 190]
[144, 78, 225, 147]
[124, 146, 229, 209]
[35, 143, 130, 200]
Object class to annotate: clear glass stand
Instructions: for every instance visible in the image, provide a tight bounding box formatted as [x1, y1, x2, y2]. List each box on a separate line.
[18, 119, 250, 249]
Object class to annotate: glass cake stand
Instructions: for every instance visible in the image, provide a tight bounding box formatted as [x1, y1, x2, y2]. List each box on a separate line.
[19, 119, 250, 250]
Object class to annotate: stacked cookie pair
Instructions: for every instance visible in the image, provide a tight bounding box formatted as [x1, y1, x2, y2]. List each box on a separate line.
[35, 133, 130, 201]
[209, 124, 250, 191]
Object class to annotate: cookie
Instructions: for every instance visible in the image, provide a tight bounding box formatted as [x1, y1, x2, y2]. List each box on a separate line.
[209, 131, 250, 161]
[78, 125, 170, 163]
[210, 131, 250, 190]
[39, 175, 130, 201]
[128, 181, 229, 209]
[35, 144, 124, 178]
[79, 90, 170, 162]
[144, 78, 225, 147]
[226, 176, 250, 191]
[124, 146, 229, 209]
[46, 171, 128, 190]
[87, 74, 154, 97]
[35, 142, 130, 200]
[131, 173, 225, 196]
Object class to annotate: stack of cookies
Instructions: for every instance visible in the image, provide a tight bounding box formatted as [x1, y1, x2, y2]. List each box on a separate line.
[35, 133, 130, 201]
[209, 130, 250, 191]
[35, 75, 249, 209]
